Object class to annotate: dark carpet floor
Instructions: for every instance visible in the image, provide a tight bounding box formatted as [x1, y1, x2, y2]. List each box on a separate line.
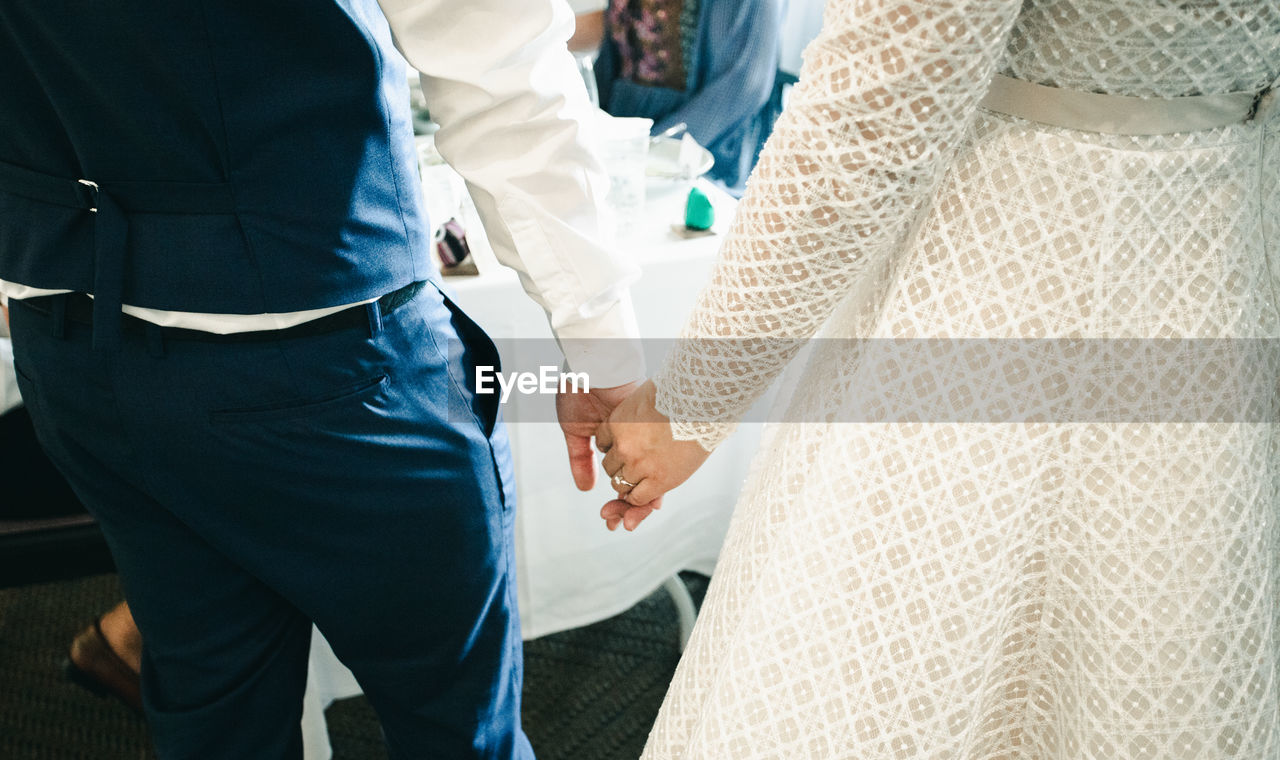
[0, 572, 707, 760]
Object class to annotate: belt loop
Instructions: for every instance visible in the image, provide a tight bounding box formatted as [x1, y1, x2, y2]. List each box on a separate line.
[50, 294, 67, 339]
[366, 300, 383, 337]
[145, 323, 166, 358]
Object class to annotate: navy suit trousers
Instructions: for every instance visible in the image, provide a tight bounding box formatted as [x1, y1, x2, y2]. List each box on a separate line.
[9, 282, 535, 760]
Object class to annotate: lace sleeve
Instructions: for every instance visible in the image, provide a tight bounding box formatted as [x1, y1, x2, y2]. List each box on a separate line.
[652, 0, 1024, 450]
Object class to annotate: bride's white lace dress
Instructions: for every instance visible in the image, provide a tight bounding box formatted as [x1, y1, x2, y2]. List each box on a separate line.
[645, 0, 1280, 757]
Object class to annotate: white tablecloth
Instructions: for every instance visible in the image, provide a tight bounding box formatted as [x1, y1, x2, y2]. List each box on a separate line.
[300, 179, 767, 758]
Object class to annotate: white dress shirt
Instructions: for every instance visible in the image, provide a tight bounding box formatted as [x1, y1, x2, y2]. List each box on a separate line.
[0, 0, 644, 387]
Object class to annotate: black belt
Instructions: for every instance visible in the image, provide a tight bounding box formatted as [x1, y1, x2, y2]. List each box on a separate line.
[21, 281, 425, 344]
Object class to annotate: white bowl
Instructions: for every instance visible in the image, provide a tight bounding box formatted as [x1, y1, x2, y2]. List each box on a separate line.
[647, 135, 714, 180]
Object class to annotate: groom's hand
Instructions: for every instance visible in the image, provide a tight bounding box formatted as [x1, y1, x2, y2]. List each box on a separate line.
[557, 381, 640, 491]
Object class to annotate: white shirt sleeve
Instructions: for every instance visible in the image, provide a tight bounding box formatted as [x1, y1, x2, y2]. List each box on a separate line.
[376, 0, 645, 387]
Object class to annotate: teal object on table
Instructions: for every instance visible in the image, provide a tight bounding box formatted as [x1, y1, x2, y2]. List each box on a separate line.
[684, 187, 715, 230]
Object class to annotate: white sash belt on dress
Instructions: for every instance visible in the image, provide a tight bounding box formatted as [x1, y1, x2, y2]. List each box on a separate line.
[979, 73, 1280, 135]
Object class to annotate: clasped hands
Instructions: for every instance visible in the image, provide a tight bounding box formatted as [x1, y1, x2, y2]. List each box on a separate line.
[557, 379, 709, 532]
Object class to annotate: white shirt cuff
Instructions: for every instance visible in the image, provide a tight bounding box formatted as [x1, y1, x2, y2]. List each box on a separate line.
[552, 292, 646, 388]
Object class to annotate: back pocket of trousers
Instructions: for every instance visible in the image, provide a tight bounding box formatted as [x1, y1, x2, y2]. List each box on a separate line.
[209, 375, 388, 424]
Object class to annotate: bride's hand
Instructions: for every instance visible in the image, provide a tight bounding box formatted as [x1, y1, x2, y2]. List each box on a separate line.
[595, 380, 711, 531]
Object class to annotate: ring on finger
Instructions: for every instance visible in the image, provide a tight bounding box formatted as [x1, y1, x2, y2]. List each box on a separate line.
[611, 472, 637, 489]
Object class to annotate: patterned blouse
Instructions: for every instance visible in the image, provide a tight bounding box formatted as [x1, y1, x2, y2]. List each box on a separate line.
[605, 0, 699, 91]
